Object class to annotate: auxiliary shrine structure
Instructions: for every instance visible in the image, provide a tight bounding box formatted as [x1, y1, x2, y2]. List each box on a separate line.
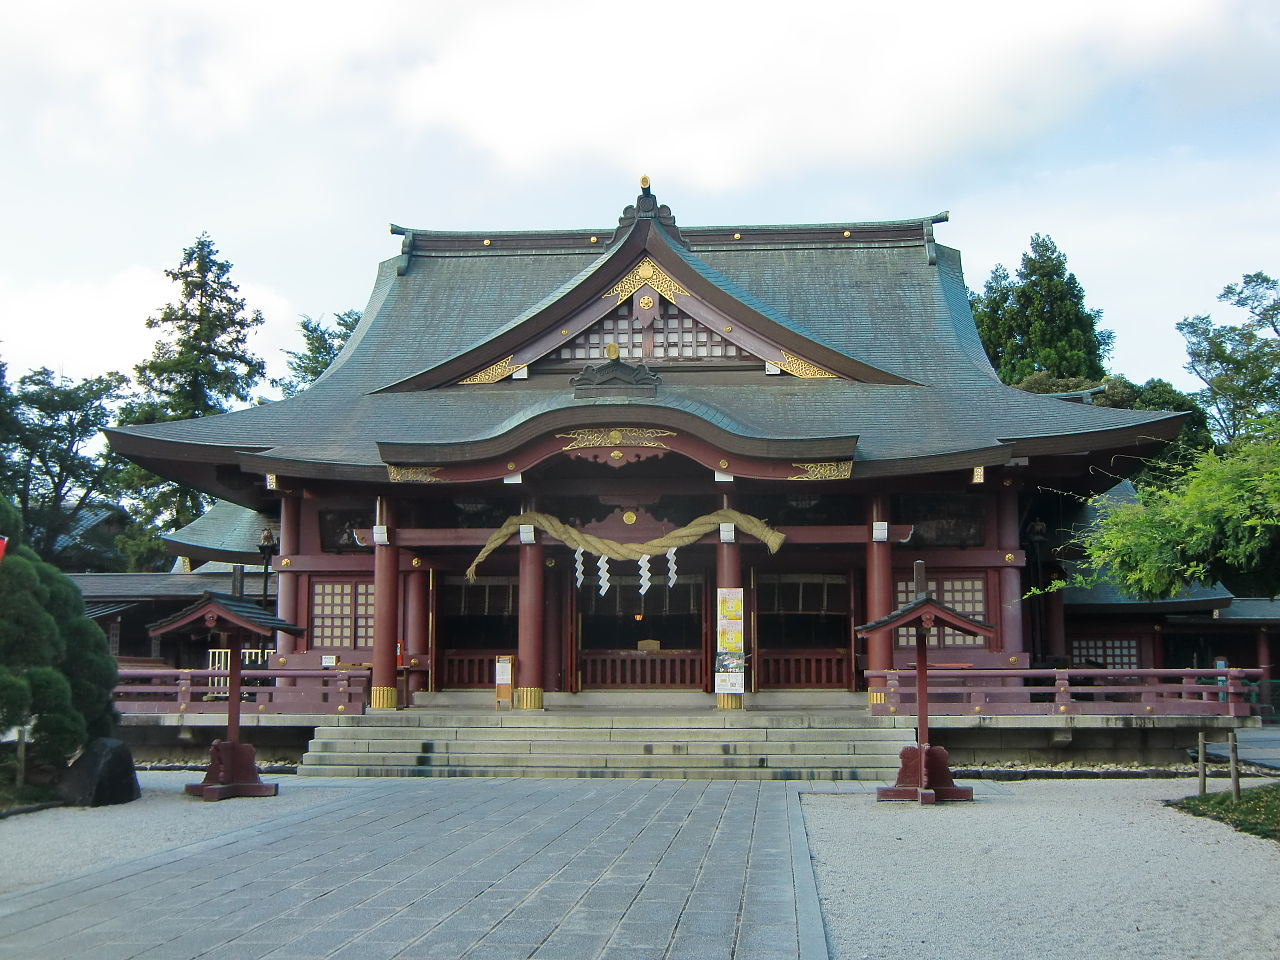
[107, 181, 1186, 712]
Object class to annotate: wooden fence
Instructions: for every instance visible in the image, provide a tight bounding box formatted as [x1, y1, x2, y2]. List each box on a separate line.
[864, 667, 1264, 717]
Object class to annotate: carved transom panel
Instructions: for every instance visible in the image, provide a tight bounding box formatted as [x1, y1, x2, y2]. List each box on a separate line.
[557, 427, 676, 450]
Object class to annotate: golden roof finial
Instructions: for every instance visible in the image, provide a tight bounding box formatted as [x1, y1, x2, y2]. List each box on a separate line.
[640, 175, 650, 189]
[605, 342, 620, 360]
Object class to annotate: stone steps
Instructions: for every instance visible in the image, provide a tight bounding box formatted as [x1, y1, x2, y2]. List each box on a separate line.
[298, 710, 913, 781]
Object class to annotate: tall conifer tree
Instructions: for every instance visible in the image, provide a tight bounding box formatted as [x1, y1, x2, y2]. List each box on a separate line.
[972, 235, 1112, 385]
[117, 234, 265, 569]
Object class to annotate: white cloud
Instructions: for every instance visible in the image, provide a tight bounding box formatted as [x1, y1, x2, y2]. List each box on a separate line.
[0, 268, 169, 381]
[0, 267, 298, 391]
[4, 1, 1270, 184]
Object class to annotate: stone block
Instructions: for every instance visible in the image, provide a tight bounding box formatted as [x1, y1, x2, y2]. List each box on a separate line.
[56, 738, 140, 807]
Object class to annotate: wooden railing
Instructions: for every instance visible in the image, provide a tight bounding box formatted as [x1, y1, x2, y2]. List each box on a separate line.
[441, 650, 505, 689]
[756, 649, 848, 688]
[580, 651, 703, 688]
[864, 668, 1265, 717]
[115, 667, 371, 715]
[207, 648, 272, 690]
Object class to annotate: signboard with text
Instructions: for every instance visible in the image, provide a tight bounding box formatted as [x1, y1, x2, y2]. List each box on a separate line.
[715, 588, 746, 694]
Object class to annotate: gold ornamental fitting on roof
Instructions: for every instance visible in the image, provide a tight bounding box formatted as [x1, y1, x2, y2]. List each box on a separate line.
[605, 342, 620, 360]
[640, 175, 650, 189]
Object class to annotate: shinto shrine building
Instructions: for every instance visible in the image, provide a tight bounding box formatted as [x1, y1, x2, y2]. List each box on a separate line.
[106, 180, 1188, 712]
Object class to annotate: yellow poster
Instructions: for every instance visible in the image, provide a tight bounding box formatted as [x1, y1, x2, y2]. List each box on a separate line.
[717, 621, 744, 652]
[717, 588, 744, 622]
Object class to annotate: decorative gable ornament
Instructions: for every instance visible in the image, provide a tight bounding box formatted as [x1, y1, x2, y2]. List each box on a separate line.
[570, 343, 662, 398]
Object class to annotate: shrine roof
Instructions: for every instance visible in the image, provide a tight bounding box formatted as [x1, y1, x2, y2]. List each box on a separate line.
[147, 591, 303, 638]
[106, 184, 1185, 501]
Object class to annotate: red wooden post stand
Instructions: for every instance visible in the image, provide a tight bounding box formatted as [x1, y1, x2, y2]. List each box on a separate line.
[861, 561, 985, 804]
[184, 628, 278, 802]
[876, 744, 973, 804]
[185, 739, 279, 801]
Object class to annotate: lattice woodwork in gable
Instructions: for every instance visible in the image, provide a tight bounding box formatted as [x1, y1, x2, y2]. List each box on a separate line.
[533, 298, 757, 367]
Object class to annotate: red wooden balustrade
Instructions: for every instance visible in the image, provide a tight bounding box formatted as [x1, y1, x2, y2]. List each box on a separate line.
[115, 668, 370, 715]
[756, 649, 848, 688]
[580, 651, 702, 688]
[441, 650, 505, 688]
[864, 668, 1265, 717]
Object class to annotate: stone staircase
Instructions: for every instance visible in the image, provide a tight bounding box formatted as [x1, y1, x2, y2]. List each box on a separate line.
[298, 710, 914, 780]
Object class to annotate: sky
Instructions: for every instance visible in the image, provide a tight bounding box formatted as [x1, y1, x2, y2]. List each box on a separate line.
[1, 0, 1277, 395]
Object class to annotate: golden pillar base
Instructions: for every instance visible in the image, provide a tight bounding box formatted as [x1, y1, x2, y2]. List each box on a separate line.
[370, 685, 397, 710]
[716, 693, 744, 710]
[515, 686, 544, 710]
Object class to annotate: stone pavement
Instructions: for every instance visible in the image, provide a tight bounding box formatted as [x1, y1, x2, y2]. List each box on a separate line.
[1205, 724, 1280, 770]
[0, 776, 905, 960]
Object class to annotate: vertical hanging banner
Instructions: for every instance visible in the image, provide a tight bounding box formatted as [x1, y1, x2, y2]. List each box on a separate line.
[715, 587, 746, 694]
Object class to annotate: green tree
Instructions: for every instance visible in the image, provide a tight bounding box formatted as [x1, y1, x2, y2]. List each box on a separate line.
[0, 360, 21, 496]
[0, 498, 116, 770]
[3, 367, 130, 568]
[972, 235, 1113, 384]
[1177, 272, 1280, 442]
[274, 310, 361, 397]
[1071, 428, 1280, 599]
[117, 234, 266, 569]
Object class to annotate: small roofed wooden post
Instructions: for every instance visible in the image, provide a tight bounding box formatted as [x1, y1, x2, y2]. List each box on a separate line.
[856, 560, 994, 804]
[147, 592, 304, 801]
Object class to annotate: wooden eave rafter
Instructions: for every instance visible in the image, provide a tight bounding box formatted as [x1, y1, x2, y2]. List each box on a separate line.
[375, 219, 917, 393]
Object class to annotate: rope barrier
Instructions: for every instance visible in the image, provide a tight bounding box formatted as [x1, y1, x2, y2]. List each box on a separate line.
[465, 509, 785, 582]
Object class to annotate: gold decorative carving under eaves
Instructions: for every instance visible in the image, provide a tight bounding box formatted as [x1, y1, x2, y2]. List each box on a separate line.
[387, 465, 444, 483]
[603, 257, 689, 306]
[557, 427, 676, 450]
[776, 351, 838, 379]
[459, 356, 526, 384]
[788, 461, 853, 481]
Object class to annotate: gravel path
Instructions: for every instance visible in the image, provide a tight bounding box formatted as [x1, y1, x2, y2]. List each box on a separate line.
[802, 778, 1280, 960]
[0, 772, 357, 896]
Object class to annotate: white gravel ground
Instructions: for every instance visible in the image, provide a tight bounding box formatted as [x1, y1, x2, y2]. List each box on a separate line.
[803, 778, 1280, 960]
[0, 772, 356, 896]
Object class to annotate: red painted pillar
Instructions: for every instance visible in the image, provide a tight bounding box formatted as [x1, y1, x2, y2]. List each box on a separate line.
[997, 484, 1024, 659]
[543, 565, 563, 693]
[516, 532, 545, 709]
[865, 495, 894, 686]
[371, 497, 399, 710]
[275, 493, 301, 686]
[405, 567, 429, 697]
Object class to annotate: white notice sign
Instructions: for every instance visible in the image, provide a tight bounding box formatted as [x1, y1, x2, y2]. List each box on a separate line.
[715, 672, 746, 694]
[495, 659, 513, 685]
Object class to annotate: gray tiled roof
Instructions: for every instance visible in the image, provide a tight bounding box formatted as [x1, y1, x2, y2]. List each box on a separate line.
[162, 499, 279, 563]
[69, 572, 275, 601]
[106, 195, 1181, 494]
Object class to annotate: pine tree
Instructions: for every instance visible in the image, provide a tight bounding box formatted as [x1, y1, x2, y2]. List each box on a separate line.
[117, 235, 266, 569]
[0, 498, 116, 769]
[972, 235, 1112, 384]
[273, 309, 362, 396]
